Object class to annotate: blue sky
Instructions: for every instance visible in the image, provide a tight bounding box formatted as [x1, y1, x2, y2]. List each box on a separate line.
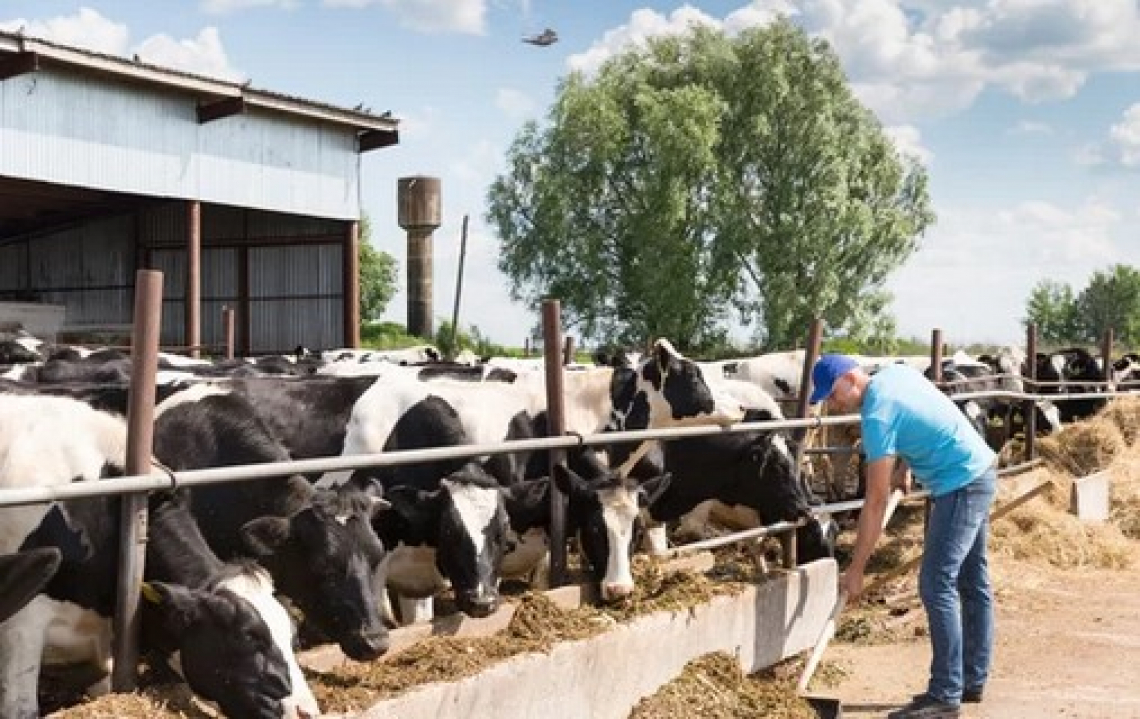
[4, 1, 1140, 349]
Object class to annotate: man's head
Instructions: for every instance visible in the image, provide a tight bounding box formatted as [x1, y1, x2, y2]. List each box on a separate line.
[809, 354, 867, 413]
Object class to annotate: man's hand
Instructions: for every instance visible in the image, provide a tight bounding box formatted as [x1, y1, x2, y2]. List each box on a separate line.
[840, 568, 864, 600]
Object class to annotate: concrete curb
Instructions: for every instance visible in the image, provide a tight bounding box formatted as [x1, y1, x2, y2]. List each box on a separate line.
[325, 558, 837, 719]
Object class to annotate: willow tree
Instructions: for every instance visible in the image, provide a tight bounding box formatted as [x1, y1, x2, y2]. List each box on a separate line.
[487, 20, 934, 351]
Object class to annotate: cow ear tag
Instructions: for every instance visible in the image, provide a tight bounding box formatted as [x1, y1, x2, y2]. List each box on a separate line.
[140, 582, 163, 604]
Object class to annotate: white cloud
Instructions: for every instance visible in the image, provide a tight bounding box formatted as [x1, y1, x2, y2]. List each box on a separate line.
[322, 0, 486, 34]
[495, 88, 537, 122]
[135, 27, 243, 82]
[200, 0, 297, 14]
[0, 8, 242, 81]
[884, 124, 933, 164]
[1107, 103, 1140, 167]
[888, 198, 1131, 343]
[0, 7, 129, 55]
[572, 1, 1140, 123]
[1008, 120, 1053, 136]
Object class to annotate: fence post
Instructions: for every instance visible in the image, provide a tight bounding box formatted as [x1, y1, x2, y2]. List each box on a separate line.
[541, 300, 568, 588]
[789, 318, 824, 565]
[1102, 328, 1115, 384]
[930, 328, 944, 385]
[112, 270, 162, 692]
[562, 336, 575, 367]
[1024, 324, 1037, 463]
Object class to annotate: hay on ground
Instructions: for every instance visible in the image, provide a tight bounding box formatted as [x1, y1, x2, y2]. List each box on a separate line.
[628, 653, 817, 719]
[45, 684, 212, 718]
[1097, 395, 1140, 445]
[1037, 417, 1126, 480]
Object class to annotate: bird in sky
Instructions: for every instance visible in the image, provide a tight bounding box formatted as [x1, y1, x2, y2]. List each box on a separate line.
[522, 28, 558, 47]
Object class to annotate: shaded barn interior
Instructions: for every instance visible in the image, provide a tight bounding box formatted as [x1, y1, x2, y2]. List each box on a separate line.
[0, 29, 398, 355]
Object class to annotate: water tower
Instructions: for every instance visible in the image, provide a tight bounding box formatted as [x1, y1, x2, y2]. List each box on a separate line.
[397, 176, 441, 339]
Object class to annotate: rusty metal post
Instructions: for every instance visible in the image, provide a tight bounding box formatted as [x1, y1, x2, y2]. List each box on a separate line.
[793, 318, 824, 487]
[562, 336, 575, 366]
[398, 176, 442, 340]
[222, 306, 235, 360]
[1024, 323, 1038, 463]
[344, 220, 361, 348]
[112, 270, 162, 691]
[449, 215, 469, 357]
[186, 201, 201, 358]
[930, 328, 944, 385]
[542, 300, 568, 588]
[1102, 328, 1115, 384]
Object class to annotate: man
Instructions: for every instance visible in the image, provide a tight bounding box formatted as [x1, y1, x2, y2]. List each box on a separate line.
[810, 354, 997, 719]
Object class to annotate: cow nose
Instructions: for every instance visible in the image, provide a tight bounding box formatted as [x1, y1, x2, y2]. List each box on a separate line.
[463, 595, 498, 618]
[342, 629, 390, 661]
[602, 582, 635, 601]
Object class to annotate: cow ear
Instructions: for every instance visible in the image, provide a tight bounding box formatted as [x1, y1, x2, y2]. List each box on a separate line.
[141, 581, 198, 636]
[552, 463, 590, 501]
[241, 516, 292, 556]
[383, 485, 438, 525]
[637, 473, 673, 508]
[653, 339, 679, 370]
[503, 479, 547, 509]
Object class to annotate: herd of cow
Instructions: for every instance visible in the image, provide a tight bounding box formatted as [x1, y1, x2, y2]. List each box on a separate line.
[0, 331, 1132, 719]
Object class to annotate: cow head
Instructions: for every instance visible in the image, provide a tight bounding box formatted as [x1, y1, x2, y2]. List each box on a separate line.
[609, 339, 744, 432]
[241, 486, 391, 661]
[380, 464, 509, 618]
[730, 411, 836, 564]
[141, 578, 303, 719]
[554, 463, 672, 602]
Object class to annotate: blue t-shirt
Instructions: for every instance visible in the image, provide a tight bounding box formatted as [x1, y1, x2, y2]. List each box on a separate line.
[861, 363, 996, 496]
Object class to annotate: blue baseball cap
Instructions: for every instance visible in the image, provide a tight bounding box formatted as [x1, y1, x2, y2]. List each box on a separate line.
[809, 354, 861, 404]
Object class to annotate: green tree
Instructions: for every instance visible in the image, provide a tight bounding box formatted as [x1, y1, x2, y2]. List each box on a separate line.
[358, 214, 398, 322]
[487, 20, 934, 351]
[1075, 265, 1140, 346]
[1023, 279, 1079, 345]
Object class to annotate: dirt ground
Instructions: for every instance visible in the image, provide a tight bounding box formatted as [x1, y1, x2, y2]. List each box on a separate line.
[820, 547, 1140, 718]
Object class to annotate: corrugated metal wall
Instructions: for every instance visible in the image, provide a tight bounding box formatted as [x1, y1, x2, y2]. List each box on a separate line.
[0, 214, 134, 328]
[0, 68, 361, 220]
[1, 202, 348, 353]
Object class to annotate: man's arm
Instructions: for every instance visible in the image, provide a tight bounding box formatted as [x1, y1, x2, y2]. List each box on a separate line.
[841, 455, 895, 599]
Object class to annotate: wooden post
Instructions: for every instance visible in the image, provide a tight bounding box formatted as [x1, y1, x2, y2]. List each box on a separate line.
[112, 270, 162, 691]
[344, 220, 361, 348]
[1024, 323, 1038, 463]
[562, 336, 575, 366]
[186, 201, 201, 358]
[542, 299, 568, 588]
[223, 305, 235, 361]
[930, 328, 944, 385]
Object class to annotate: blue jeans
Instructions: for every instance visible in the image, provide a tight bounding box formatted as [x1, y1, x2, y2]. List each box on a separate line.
[918, 466, 997, 705]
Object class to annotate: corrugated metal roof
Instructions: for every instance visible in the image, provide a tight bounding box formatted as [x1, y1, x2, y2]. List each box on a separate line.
[0, 29, 399, 140]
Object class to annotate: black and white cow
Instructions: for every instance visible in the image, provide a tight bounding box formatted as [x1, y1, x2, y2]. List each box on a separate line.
[0, 548, 61, 625]
[152, 385, 391, 659]
[1034, 347, 1106, 422]
[0, 393, 318, 719]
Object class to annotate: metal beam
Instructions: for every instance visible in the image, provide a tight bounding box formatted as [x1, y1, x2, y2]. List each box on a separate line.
[359, 129, 399, 152]
[0, 51, 38, 80]
[197, 95, 245, 124]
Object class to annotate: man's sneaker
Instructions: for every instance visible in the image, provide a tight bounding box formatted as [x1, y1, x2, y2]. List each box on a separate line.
[912, 688, 983, 704]
[888, 693, 961, 719]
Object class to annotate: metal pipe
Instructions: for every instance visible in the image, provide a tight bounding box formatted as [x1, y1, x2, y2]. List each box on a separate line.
[343, 219, 361, 348]
[112, 269, 162, 692]
[657, 520, 803, 559]
[1102, 328, 1115, 384]
[792, 319, 824, 501]
[541, 300, 568, 588]
[223, 306, 235, 360]
[1025, 324, 1038, 462]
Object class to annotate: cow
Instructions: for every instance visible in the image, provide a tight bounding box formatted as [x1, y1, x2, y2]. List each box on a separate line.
[0, 393, 319, 719]
[1033, 348, 1106, 422]
[151, 384, 391, 660]
[0, 548, 61, 625]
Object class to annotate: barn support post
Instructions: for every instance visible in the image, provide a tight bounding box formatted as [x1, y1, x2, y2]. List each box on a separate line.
[186, 200, 201, 358]
[1024, 323, 1038, 463]
[790, 318, 824, 564]
[223, 305, 236, 360]
[924, 328, 944, 532]
[344, 220, 361, 348]
[112, 270, 162, 692]
[541, 299, 569, 588]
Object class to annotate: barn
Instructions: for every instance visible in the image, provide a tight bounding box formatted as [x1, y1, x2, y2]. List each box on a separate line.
[0, 29, 398, 355]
